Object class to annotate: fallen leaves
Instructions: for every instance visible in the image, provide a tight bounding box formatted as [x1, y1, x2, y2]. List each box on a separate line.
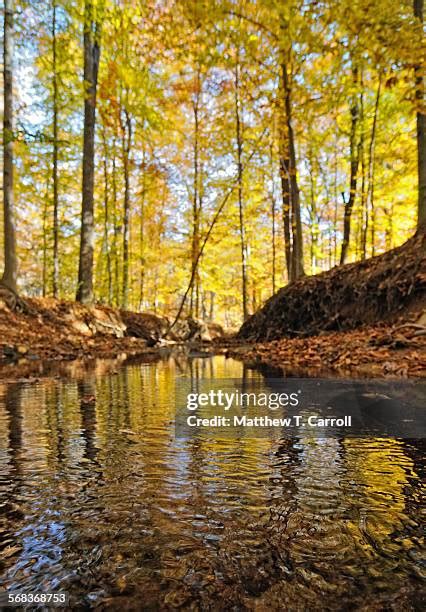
[227, 322, 426, 378]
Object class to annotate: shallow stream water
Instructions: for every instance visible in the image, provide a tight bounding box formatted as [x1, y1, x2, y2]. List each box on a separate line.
[0, 355, 424, 610]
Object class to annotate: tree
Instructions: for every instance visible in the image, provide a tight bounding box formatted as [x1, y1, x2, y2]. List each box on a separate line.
[76, 0, 101, 304]
[414, 0, 426, 230]
[2, 0, 17, 292]
[52, 0, 59, 297]
[340, 64, 360, 264]
[234, 49, 249, 320]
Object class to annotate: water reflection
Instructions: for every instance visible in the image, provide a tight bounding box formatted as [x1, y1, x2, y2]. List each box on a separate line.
[0, 356, 424, 609]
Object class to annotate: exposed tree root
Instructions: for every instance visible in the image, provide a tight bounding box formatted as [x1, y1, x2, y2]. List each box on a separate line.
[238, 231, 426, 341]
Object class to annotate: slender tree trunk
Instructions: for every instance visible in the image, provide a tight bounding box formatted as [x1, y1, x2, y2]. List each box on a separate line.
[269, 141, 277, 293]
[101, 128, 112, 302]
[333, 130, 339, 265]
[235, 58, 249, 320]
[307, 142, 319, 274]
[384, 203, 394, 250]
[2, 0, 17, 292]
[120, 106, 132, 309]
[277, 60, 292, 281]
[52, 0, 59, 297]
[190, 73, 201, 318]
[414, 0, 426, 230]
[278, 130, 292, 279]
[282, 62, 304, 280]
[42, 185, 48, 296]
[139, 147, 146, 311]
[340, 65, 360, 264]
[209, 291, 214, 321]
[111, 144, 119, 306]
[76, 0, 101, 304]
[271, 192, 277, 294]
[360, 80, 367, 260]
[367, 73, 381, 256]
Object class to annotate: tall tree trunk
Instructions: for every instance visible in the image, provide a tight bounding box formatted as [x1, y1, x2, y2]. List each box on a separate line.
[209, 290, 214, 322]
[359, 79, 367, 260]
[278, 126, 292, 280]
[414, 0, 426, 230]
[76, 0, 100, 304]
[42, 184, 48, 296]
[367, 73, 381, 256]
[139, 147, 146, 311]
[271, 191, 277, 294]
[308, 145, 318, 274]
[277, 56, 292, 281]
[101, 128, 112, 302]
[111, 144, 119, 307]
[235, 58, 249, 321]
[52, 0, 59, 297]
[333, 130, 339, 265]
[281, 63, 304, 280]
[190, 72, 201, 319]
[120, 106, 132, 309]
[2, 0, 17, 292]
[340, 65, 360, 264]
[269, 141, 277, 293]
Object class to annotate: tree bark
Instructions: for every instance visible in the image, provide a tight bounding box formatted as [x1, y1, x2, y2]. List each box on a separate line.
[2, 0, 17, 292]
[76, 0, 101, 304]
[271, 186, 277, 294]
[278, 63, 292, 280]
[101, 128, 112, 302]
[190, 69, 201, 319]
[414, 0, 426, 230]
[120, 106, 132, 309]
[278, 60, 304, 281]
[278, 126, 292, 280]
[52, 0, 59, 297]
[367, 74, 381, 256]
[340, 65, 360, 264]
[282, 63, 304, 280]
[235, 57, 249, 320]
[359, 78, 367, 260]
[111, 143, 119, 307]
[307, 144, 318, 274]
[139, 146, 146, 311]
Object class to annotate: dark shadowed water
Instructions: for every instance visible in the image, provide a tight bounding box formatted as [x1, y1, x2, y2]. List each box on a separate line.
[0, 355, 424, 610]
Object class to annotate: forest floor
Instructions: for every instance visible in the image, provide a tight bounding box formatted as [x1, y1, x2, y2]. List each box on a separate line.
[0, 298, 167, 381]
[224, 312, 426, 378]
[0, 233, 424, 381]
[0, 296, 424, 382]
[231, 231, 426, 379]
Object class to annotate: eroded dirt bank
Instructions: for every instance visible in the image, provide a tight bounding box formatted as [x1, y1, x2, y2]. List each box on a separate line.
[0, 298, 225, 381]
[238, 232, 426, 341]
[230, 232, 425, 378]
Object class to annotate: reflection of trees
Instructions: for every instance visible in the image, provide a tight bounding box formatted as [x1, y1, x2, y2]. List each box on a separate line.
[44, 385, 65, 470]
[343, 437, 412, 541]
[1, 384, 24, 564]
[3, 383, 23, 495]
[401, 438, 426, 483]
[77, 378, 98, 463]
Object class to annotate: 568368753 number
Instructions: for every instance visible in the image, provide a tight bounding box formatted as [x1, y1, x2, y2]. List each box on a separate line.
[0, 592, 69, 607]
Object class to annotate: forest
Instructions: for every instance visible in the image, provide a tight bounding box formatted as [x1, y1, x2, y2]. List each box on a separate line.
[0, 0, 424, 332]
[0, 2, 426, 609]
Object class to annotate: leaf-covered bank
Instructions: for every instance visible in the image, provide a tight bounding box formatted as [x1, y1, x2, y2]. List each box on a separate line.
[238, 232, 426, 342]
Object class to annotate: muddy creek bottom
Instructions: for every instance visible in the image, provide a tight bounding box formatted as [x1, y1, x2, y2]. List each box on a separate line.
[0, 356, 424, 610]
